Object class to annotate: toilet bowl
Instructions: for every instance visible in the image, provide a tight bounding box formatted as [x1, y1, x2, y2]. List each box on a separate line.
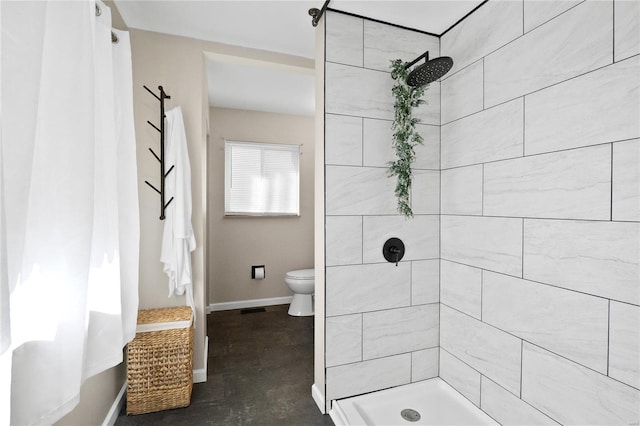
[284, 268, 314, 316]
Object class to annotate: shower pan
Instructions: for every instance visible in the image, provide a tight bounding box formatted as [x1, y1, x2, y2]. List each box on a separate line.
[330, 378, 497, 425]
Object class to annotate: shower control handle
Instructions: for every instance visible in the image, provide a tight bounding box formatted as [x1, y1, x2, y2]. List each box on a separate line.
[383, 238, 405, 267]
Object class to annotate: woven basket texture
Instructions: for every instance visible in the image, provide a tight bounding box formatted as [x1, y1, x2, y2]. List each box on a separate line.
[126, 306, 194, 415]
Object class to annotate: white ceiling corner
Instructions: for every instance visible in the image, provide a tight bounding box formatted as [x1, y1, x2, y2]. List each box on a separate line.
[115, 0, 484, 115]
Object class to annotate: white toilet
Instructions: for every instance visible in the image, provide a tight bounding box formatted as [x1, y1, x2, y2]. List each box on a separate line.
[284, 268, 314, 316]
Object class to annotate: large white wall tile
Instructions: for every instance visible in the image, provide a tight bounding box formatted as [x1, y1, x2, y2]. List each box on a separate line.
[326, 216, 362, 266]
[441, 60, 483, 124]
[413, 81, 441, 126]
[363, 119, 439, 170]
[326, 263, 410, 317]
[326, 11, 363, 67]
[525, 56, 640, 155]
[326, 314, 362, 367]
[523, 0, 582, 33]
[325, 114, 362, 166]
[412, 171, 440, 215]
[615, 0, 640, 61]
[609, 301, 640, 389]
[363, 118, 393, 167]
[522, 343, 640, 425]
[441, 98, 523, 169]
[326, 166, 397, 215]
[325, 62, 394, 120]
[412, 348, 439, 382]
[362, 305, 439, 360]
[411, 259, 439, 305]
[364, 21, 439, 73]
[481, 376, 560, 426]
[441, 305, 522, 395]
[413, 124, 440, 170]
[441, 165, 483, 215]
[483, 272, 609, 373]
[440, 349, 481, 406]
[613, 139, 640, 221]
[440, 260, 482, 320]
[484, 145, 612, 220]
[441, 0, 522, 75]
[326, 353, 411, 401]
[441, 216, 522, 276]
[362, 215, 439, 264]
[524, 220, 640, 305]
[485, 1, 613, 108]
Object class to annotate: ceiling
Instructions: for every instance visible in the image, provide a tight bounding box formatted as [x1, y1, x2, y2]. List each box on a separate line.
[114, 1, 484, 116]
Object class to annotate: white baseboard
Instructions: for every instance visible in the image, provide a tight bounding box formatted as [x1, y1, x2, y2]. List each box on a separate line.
[208, 296, 293, 312]
[193, 368, 207, 383]
[102, 381, 126, 426]
[311, 383, 326, 414]
[193, 336, 208, 383]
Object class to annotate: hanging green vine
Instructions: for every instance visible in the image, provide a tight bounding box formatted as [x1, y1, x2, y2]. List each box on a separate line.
[389, 59, 426, 217]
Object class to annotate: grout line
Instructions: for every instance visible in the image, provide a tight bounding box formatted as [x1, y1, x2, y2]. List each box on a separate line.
[521, 219, 525, 279]
[520, 340, 524, 398]
[361, 19, 365, 68]
[481, 164, 485, 216]
[441, 139, 632, 172]
[522, 96, 526, 157]
[522, 0, 525, 35]
[482, 57, 485, 110]
[480, 271, 484, 321]
[361, 117, 364, 167]
[610, 143, 614, 221]
[607, 299, 611, 376]
[361, 313, 364, 362]
[612, 0, 615, 63]
[440, 212, 617, 223]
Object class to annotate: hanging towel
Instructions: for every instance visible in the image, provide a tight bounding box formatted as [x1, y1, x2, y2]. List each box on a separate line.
[160, 106, 196, 316]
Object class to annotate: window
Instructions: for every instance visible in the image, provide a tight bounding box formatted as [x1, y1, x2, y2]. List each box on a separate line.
[225, 140, 300, 216]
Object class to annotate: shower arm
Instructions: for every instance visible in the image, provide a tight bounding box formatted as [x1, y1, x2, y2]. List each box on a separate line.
[404, 51, 429, 69]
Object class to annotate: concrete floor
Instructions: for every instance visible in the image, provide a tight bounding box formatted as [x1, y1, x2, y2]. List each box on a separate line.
[116, 305, 333, 425]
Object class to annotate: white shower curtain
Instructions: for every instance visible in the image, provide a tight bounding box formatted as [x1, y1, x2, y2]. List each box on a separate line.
[0, 1, 140, 424]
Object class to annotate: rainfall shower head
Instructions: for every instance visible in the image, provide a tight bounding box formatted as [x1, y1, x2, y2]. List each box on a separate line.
[405, 52, 453, 87]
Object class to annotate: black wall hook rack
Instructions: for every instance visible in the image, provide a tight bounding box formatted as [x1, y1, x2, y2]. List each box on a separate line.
[143, 85, 174, 220]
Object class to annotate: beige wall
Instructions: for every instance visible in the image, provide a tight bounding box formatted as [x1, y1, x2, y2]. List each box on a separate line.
[208, 108, 314, 304]
[129, 28, 209, 377]
[55, 363, 126, 426]
[128, 29, 313, 372]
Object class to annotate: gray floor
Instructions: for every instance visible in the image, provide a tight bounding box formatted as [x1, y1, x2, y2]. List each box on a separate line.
[116, 305, 333, 425]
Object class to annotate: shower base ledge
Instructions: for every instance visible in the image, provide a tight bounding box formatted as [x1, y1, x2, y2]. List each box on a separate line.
[329, 377, 498, 426]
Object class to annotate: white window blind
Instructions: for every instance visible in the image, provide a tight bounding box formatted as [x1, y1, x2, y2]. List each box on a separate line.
[225, 140, 300, 216]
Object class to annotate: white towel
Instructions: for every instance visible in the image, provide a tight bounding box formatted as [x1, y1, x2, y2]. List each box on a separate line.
[160, 106, 196, 316]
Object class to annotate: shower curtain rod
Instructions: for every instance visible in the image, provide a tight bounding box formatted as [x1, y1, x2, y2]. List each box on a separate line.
[309, 0, 331, 26]
[95, 4, 119, 43]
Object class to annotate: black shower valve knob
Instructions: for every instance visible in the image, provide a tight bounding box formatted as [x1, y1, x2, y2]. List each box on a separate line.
[383, 237, 405, 266]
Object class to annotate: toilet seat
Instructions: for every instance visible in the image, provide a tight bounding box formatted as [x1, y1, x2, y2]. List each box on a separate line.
[286, 268, 314, 280]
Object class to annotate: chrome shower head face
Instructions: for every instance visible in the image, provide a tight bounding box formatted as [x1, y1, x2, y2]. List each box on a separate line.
[406, 56, 454, 87]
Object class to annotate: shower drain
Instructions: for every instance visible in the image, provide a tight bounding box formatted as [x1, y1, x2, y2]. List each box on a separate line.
[401, 408, 421, 422]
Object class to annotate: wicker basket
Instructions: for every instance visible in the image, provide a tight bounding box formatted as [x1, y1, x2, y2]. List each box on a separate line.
[126, 306, 194, 415]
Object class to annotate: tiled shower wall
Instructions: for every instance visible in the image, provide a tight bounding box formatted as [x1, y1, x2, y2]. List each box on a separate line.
[323, 11, 442, 403]
[439, 1, 640, 424]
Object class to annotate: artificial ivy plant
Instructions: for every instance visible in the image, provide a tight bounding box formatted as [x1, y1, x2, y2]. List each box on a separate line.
[389, 59, 427, 217]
